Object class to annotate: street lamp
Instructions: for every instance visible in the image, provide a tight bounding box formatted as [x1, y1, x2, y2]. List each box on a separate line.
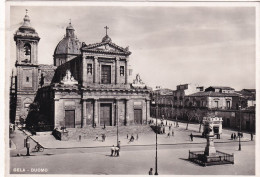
[238, 105, 241, 151]
[155, 87, 160, 175]
[114, 102, 119, 146]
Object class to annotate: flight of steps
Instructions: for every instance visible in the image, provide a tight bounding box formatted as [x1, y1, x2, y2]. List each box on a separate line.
[66, 125, 154, 140]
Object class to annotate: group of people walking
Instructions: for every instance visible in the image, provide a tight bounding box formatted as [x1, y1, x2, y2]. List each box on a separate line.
[231, 132, 243, 140]
[94, 133, 106, 142]
[111, 141, 121, 157]
[127, 134, 138, 142]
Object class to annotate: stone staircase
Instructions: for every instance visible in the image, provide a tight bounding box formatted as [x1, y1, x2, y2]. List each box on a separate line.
[66, 125, 154, 140]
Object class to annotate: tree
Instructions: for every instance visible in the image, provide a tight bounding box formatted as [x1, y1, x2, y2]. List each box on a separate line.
[26, 102, 50, 131]
[185, 109, 195, 130]
[193, 109, 206, 133]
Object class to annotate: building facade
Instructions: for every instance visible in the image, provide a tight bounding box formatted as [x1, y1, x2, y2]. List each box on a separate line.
[11, 12, 151, 129]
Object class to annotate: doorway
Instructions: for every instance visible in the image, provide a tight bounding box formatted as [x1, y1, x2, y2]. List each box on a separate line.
[100, 103, 112, 126]
[65, 110, 75, 128]
[134, 109, 142, 125]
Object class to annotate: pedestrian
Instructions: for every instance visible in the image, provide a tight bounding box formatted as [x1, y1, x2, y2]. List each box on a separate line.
[234, 133, 237, 140]
[169, 125, 171, 131]
[149, 168, 153, 175]
[129, 135, 134, 142]
[241, 132, 243, 138]
[172, 130, 174, 136]
[111, 145, 115, 156]
[136, 134, 139, 140]
[251, 133, 253, 141]
[95, 134, 98, 141]
[163, 126, 165, 134]
[166, 121, 168, 126]
[231, 133, 233, 140]
[167, 132, 170, 138]
[117, 141, 121, 150]
[104, 133, 107, 141]
[190, 133, 193, 141]
[127, 134, 128, 139]
[115, 146, 119, 156]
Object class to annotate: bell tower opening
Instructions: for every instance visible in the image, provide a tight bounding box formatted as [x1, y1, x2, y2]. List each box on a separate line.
[23, 43, 31, 62]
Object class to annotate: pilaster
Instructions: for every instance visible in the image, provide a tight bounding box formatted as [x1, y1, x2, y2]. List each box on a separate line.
[94, 98, 98, 126]
[115, 98, 119, 126]
[82, 100, 87, 127]
[94, 56, 98, 84]
[115, 57, 119, 84]
[146, 99, 151, 124]
[125, 98, 130, 125]
[125, 58, 129, 84]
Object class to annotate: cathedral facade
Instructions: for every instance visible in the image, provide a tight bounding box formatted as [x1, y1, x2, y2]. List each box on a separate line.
[11, 12, 151, 129]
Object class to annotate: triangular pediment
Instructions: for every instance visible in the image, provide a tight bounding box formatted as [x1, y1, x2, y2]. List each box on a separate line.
[81, 42, 131, 55]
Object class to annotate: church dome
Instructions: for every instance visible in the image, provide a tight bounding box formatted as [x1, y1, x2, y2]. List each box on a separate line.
[102, 35, 112, 43]
[54, 22, 81, 55]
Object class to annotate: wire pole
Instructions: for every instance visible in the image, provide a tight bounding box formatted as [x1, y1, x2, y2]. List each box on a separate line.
[155, 91, 159, 175]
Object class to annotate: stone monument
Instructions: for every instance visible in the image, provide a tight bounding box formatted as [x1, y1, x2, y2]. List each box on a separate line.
[204, 125, 216, 156]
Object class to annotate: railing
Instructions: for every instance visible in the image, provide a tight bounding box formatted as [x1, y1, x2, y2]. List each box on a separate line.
[188, 150, 234, 166]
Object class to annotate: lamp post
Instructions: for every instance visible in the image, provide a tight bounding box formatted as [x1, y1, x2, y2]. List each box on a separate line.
[238, 104, 241, 151]
[114, 102, 119, 145]
[155, 87, 160, 175]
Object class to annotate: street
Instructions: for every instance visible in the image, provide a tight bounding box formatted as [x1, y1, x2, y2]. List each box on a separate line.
[9, 124, 255, 175]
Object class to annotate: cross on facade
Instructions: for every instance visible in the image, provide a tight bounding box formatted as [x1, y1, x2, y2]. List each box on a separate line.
[104, 26, 109, 36]
[69, 19, 71, 24]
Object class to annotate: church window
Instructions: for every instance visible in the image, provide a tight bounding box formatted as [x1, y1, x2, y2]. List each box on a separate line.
[214, 101, 219, 108]
[26, 77, 29, 82]
[101, 65, 111, 84]
[120, 66, 124, 76]
[87, 64, 92, 75]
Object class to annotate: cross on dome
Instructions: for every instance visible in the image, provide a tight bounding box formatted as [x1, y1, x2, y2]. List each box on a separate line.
[104, 26, 109, 36]
[26, 9, 28, 15]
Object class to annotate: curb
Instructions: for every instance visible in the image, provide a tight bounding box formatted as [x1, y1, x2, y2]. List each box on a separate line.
[43, 139, 252, 150]
[15, 126, 253, 150]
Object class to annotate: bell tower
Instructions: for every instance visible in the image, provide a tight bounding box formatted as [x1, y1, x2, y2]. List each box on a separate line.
[14, 10, 40, 123]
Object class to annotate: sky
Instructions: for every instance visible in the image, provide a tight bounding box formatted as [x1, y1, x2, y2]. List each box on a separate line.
[8, 5, 256, 91]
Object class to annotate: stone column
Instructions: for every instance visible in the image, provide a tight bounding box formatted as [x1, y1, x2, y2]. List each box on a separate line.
[125, 99, 130, 125]
[115, 99, 119, 126]
[146, 99, 150, 124]
[94, 56, 98, 84]
[54, 98, 59, 128]
[83, 56, 87, 86]
[115, 57, 119, 84]
[94, 98, 98, 126]
[125, 58, 129, 84]
[82, 100, 87, 127]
